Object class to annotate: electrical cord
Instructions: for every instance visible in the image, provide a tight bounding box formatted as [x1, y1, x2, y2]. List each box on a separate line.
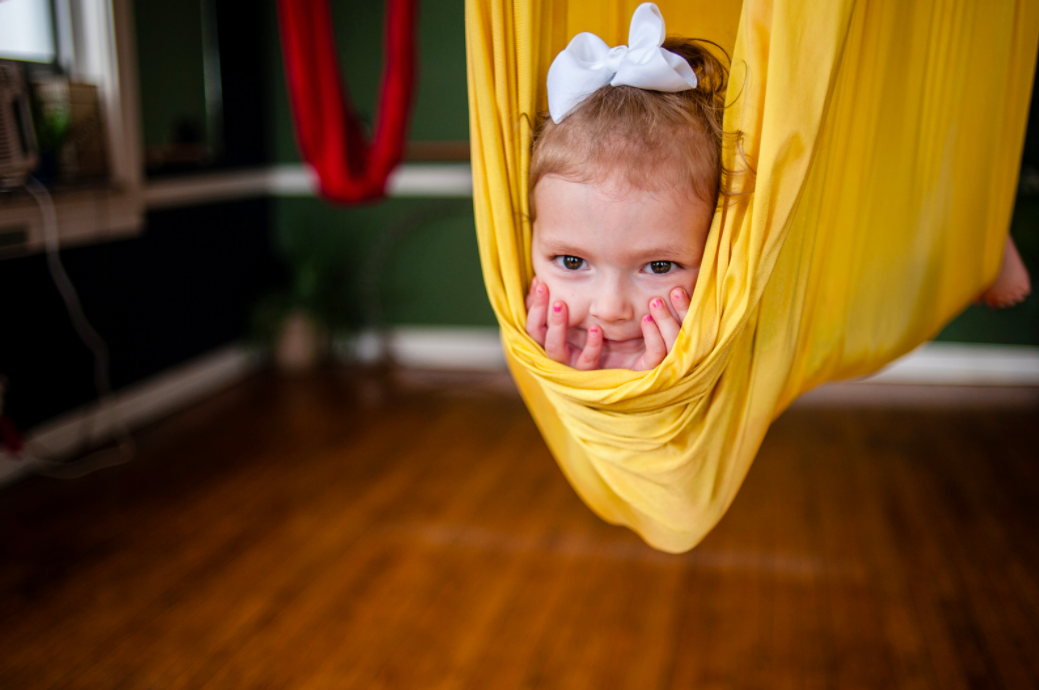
[13, 176, 135, 478]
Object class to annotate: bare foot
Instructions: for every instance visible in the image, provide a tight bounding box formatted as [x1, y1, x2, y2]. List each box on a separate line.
[979, 237, 1032, 309]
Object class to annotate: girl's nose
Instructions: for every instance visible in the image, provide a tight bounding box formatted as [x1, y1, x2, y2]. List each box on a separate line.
[589, 280, 634, 323]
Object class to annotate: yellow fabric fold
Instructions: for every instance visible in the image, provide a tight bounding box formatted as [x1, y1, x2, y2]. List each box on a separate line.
[465, 0, 1039, 552]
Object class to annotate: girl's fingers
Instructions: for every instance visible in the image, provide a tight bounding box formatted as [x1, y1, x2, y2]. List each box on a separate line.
[670, 286, 691, 324]
[638, 314, 667, 370]
[648, 297, 681, 350]
[524, 279, 549, 344]
[525, 276, 539, 311]
[574, 325, 603, 370]
[544, 301, 569, 362]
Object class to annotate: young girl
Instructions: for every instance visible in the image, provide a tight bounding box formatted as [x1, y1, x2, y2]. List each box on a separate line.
[525, 3, 1031, 372]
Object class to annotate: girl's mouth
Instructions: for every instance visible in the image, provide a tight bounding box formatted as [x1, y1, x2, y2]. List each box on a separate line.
[600, 336, 645, 353]
[568, 327, 644, 352]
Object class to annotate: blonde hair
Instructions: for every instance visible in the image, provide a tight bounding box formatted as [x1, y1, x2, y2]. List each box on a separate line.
[529, 38, 736, 216]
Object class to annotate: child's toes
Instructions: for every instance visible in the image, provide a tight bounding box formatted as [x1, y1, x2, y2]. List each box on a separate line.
[981, 237, 1032, 309]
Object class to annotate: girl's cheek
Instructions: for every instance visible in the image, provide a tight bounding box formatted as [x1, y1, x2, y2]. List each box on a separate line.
[533, 277, 582, 323]
[559, 290, 591, 325]
[566, 301, 585, 327]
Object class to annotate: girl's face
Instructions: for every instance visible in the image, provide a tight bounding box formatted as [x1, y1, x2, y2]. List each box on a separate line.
[531, 174, 714, 365]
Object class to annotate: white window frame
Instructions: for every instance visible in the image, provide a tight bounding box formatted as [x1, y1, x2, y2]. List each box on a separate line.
[0, 0, 143, 254]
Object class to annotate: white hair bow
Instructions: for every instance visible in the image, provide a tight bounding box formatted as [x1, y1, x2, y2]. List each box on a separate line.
[546, 3, 698, 123]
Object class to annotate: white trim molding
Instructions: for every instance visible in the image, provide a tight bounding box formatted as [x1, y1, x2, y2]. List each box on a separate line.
[865, 342, 1039, 386]
[0, 344, 260, 487]
[339, 329, 1039, 385]
[143, 163, 474, 211]
[266, 163, 473, 198]
[266, 163, 318, 197]
[87, 0, 145, 199]
[4, 163, 473, 256]
[144, 168, 276, 210]
[386, 163, 473, 197]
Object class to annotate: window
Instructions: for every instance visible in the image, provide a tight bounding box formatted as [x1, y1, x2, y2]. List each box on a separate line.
[0, 0, 144, 254]
[0, 0, 57, 64]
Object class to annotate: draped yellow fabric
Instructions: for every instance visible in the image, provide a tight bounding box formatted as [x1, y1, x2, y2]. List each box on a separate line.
[465, 0, 1039, 552]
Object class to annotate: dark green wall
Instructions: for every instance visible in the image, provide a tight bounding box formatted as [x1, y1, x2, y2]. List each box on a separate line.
[134, 2, 207, 150]
[270, 198, 494, 327]
[263, 0, 470, 162]
[262, 0, 493, 327]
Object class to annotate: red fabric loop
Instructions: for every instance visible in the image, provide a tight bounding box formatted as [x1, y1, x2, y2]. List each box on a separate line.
[277, 0, 417, 203]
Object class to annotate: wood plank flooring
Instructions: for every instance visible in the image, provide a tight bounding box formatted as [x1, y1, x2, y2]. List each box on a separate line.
[1, 369, 1037, 689]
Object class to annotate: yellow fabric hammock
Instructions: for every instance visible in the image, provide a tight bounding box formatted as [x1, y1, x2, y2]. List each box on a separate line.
[464, 0, 1039, 552]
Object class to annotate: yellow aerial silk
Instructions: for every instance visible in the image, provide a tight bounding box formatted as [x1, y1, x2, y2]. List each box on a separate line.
[465, 0, 1039, 552]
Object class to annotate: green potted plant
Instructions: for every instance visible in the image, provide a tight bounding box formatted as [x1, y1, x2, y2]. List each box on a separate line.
[252, 220, 356, 373]
[30, 80, 71, 184]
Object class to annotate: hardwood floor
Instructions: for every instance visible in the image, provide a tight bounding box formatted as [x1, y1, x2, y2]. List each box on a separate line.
[1, 369, 1037, 689]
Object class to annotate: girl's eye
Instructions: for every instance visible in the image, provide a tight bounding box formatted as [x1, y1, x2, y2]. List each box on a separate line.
[647, 261, 674, 274]
[558, 255, 585, 270]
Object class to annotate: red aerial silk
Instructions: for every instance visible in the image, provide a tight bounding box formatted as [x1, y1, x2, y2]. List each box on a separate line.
[277, 0, 417, 203]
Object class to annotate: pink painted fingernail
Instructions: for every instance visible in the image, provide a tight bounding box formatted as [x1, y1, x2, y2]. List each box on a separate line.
[644, 314, 654, 323]
[536, 285, 546, 296]
[652, 298, 663, 309]
[552, 302, 562, 313]
[589, 326, 599, 334]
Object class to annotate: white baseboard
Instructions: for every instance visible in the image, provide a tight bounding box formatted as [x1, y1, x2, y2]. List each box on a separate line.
[344, 326, 506, 371]
[342, 328, 1039, 385]
[865, 342, 1039, 385]
[0, 344, 261, 487]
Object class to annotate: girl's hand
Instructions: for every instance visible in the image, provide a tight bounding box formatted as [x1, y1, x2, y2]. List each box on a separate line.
[631, 288, 691, 371]
[525, 277, 603, 370]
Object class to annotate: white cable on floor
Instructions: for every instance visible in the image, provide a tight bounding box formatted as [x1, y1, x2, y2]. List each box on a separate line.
[17, 176, 135, 478]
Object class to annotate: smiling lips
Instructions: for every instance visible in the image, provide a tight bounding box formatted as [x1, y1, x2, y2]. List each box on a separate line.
[572, 328, 644, 350]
